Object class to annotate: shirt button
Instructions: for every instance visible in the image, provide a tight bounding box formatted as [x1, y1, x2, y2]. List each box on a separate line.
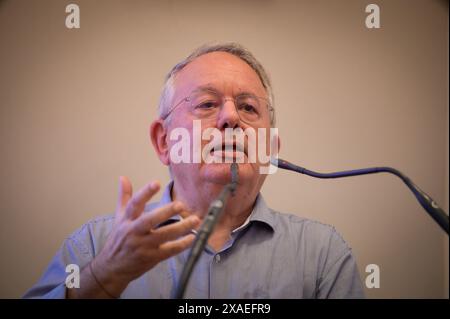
[215, 254, 221, 263]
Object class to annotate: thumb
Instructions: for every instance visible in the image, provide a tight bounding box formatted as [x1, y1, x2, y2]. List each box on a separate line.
[117, 176, 132, 214]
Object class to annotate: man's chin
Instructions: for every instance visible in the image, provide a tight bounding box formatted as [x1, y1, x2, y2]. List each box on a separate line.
[201, 162, 254, 184]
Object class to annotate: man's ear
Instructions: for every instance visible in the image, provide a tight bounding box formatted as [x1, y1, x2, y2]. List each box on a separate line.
[150, 119, 170, 165]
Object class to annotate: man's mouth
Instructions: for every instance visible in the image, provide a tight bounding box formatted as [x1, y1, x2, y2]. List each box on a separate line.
[210, 143, 246, 161]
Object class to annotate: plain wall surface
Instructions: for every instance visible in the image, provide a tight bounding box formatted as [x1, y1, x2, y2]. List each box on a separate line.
[0, 0, 448, 298]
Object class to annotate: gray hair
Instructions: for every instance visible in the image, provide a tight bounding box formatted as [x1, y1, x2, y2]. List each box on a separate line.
[158, 42, 276, 126]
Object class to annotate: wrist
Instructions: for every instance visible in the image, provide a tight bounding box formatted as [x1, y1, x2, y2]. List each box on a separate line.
[90, 257, 129, 298]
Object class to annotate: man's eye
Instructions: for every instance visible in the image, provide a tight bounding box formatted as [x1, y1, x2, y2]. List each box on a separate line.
[196, 101, 217, 109]
[240, 103, 258, 113]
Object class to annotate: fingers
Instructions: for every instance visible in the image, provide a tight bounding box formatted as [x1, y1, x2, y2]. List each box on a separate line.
[145, 215, 200, 245]
[117, 176, 133, 213]
[124, 181, 160, 220]
[157, 234, 197, 260]
[178, 209, 191, 219]
[134, 201, 189, 233]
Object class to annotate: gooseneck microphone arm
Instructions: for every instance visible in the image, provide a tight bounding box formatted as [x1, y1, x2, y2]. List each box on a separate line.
[271, 158, 449, 235]
[172, 163, 239, 299]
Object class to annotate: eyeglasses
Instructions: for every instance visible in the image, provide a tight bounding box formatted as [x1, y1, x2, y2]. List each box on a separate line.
[161, 88, 274, 125]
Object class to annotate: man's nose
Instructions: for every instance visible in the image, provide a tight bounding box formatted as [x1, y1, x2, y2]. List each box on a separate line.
[217, 99, 241, 129]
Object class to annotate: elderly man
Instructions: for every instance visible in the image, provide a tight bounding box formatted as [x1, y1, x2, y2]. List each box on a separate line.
[24, 43, 364, 299]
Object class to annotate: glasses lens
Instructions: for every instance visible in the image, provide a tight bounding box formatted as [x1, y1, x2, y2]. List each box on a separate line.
[236, 95, 262, 122]
[189, 91, 221, 119]
[187, 90, 269, 124]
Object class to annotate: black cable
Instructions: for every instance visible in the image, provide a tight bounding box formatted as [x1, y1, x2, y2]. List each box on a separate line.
[272, 158, 449, 235]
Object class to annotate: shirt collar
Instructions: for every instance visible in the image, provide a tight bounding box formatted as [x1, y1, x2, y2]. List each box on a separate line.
[247, 194, 275, 231]
[144, 180, 275, 232]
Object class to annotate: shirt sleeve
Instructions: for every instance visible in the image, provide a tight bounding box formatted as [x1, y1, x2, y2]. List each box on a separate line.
[23, 233, 93, 298]
[316, 228, 365, 299]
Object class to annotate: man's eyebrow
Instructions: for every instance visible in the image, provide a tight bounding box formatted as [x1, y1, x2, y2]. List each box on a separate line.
[192, 84, 258, 96]
[192, 84, 220, 94]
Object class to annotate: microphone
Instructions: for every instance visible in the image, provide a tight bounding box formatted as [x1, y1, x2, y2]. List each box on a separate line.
[230, 162, 239, 193]
[172, 163, 239, 299]
[271, 158, 449, 235]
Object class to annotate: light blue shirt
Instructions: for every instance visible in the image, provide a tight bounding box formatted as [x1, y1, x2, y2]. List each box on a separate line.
[24, 181, 365, 298]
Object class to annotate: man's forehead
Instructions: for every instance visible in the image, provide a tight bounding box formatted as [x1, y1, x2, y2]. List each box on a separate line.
[172, 52, 265, 96]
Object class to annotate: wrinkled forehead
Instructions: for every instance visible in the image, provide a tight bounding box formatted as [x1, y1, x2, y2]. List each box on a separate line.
[172, 52, 267, 100]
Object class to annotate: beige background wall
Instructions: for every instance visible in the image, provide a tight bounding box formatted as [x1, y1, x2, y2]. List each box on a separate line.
[0, 0, 448, 298]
